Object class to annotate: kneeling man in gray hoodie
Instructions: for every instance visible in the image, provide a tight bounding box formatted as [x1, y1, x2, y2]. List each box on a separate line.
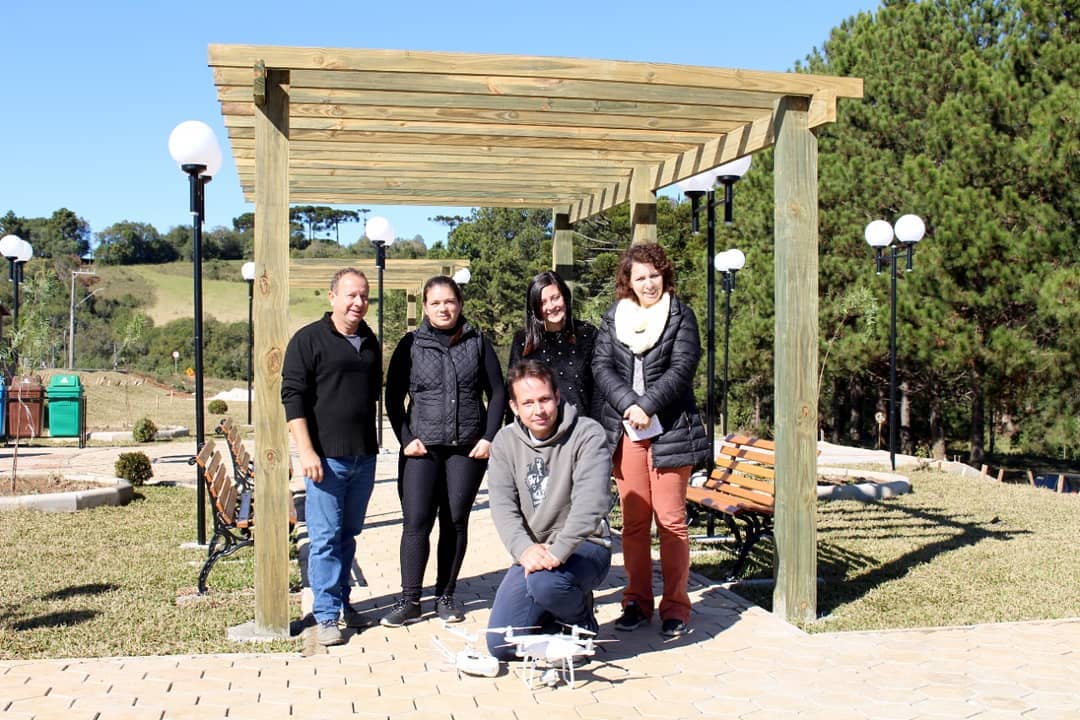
[486, 359, 613, 660]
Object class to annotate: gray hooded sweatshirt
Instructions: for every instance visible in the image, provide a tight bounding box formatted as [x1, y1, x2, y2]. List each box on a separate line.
[488, 402, 613, 564]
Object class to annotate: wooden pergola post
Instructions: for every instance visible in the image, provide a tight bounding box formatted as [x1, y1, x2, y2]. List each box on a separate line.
[552, 209, 574, 278]
[252, 64, 291, 638]
[629, 169, 657, 245]
[771, 95, 819, 625]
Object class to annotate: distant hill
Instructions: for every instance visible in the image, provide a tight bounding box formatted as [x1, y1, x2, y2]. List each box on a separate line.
[95, 261, 326, 333]
[93, 258, 468, 334]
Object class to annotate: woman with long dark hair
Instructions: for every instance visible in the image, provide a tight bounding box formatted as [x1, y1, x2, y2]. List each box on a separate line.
[593, 243, 709, 638]
[507, 271, 597, 419]
[382, 275, 506, 626]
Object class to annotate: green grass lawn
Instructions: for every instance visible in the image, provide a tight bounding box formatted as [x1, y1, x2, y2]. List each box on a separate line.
[693, 467, 1080, 632]
[0, 485, 302, 660]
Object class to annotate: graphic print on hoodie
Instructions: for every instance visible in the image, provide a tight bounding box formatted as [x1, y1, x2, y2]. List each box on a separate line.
[525, 456, 549, 509]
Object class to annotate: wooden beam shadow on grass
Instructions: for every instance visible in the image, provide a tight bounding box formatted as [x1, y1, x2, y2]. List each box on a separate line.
[40, 582, 120, 601]
[719, 501, 1029, 618]
[812, 501, 1030, 617]
[13, 609, 99, 631]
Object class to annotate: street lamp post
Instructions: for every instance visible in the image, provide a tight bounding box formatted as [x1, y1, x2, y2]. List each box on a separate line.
[679, 156, 751, 463]
[864, 214, 926, 471]
[241, 261, 256, 425]
[714, 249, 746, 435]
[169, 120, 222, 546]
[1, 234, 33, 330]
[366, 216, 395, 446]
[68, 268, 99, 369]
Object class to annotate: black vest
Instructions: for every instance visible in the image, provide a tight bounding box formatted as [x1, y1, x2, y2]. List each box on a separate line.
[407, 320, 486, 446]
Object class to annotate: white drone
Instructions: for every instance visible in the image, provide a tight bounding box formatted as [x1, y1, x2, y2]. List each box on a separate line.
[431, 623, 500, 678]
[491, 622, 615, 689]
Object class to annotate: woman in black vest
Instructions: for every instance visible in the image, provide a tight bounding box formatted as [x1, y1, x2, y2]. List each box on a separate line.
[507, 270, 598, 420]
[382, 275, 506, 627]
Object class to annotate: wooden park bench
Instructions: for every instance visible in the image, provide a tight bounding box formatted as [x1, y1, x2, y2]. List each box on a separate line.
[193, 438, 255, 594]
[686, 434, 778, 581]
[191, 422, 298, 594]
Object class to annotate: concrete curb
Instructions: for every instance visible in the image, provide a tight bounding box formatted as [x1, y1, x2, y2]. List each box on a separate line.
[0, 472, 134, 512]
[817, 466, 912, 501]
[87, 426, 190, 442]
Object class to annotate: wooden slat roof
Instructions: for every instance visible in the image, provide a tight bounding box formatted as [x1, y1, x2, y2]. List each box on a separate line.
[209, 45, 862, 223]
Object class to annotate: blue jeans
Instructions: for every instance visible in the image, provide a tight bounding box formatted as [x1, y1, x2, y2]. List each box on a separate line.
[486, 541, 611, 660]
[305, 455, 376, 624]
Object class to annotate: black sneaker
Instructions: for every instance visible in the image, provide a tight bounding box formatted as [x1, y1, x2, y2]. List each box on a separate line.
[614, 602, 649, 631]
[435, 595, 465, 623]
[379, 599, 422, 627]
[660, 618, 689, 638]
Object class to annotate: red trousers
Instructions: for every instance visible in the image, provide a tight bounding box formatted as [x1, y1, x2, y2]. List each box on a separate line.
[613, 436, 691, 623]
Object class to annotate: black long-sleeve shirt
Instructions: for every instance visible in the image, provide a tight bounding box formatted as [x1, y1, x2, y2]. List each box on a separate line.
[281, 312, 381, 457]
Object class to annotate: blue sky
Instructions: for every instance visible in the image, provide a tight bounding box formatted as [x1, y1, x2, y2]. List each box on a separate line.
[1, 0, 878, 250]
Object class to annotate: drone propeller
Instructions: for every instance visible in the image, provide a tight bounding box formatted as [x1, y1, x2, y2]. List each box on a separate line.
[440, 621, 478, 639]
[555, 621, 597, 637]
[485, 625, 541, 634]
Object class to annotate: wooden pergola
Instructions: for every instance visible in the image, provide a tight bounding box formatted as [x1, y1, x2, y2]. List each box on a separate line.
[208, 45, 862, 637]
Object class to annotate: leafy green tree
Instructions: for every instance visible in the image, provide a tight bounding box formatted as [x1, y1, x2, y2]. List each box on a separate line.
[232, 213, 255, 234]
[163, 225, 193, 260]
[725, 0, 1080, 460]
[95, 222, 177, 265]
[442, 208, 552, 344]
[321, 209, 360, 243]
[0, 210, 31, 239]
[0, 264, 66, 374]
[387, 237, 427, 259]
[27, 208, 91, 258]
[204, 226, 247, 260]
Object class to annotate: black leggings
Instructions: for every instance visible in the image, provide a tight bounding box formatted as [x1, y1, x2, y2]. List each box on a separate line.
[398, 445, 486, 602]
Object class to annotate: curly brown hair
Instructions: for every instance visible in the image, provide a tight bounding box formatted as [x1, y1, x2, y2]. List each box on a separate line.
[614, 243, 677, 303]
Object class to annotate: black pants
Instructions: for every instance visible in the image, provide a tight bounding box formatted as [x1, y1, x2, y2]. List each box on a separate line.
[398, 445, 486, 602]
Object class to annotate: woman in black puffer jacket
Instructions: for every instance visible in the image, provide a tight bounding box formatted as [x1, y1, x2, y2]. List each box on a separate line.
[593, 243, 709, 639]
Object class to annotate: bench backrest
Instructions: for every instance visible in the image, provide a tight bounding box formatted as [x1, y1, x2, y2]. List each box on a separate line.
[213, 418, 297, 527]
[705, 434, 777, 513]
[195, 438, 253, 529]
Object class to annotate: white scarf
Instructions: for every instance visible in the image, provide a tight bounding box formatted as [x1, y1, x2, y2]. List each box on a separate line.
[614, 293, 670, 354]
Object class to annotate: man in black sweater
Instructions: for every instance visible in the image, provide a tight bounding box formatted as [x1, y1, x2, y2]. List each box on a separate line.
[281, 268, 381, 646]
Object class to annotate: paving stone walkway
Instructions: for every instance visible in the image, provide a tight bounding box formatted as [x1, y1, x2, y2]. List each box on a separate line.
[1, 437, 1078, 719]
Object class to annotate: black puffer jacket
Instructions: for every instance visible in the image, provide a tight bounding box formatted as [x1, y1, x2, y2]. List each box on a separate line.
[592, 294, 710, 470]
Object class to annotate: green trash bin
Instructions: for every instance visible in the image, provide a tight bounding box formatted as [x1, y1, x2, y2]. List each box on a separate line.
[47, 374, 85, 444]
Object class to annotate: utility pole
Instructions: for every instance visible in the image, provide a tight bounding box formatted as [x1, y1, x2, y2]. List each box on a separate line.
[69, 269, 99, 369]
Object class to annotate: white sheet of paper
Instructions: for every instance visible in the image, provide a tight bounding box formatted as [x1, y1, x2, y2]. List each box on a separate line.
[622, 415, 663, 441]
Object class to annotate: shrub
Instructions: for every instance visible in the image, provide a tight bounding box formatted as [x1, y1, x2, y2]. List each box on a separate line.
[115, 452, 153, 486]
[132, 417, 158, 443]
[208, 399, 228, 415]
